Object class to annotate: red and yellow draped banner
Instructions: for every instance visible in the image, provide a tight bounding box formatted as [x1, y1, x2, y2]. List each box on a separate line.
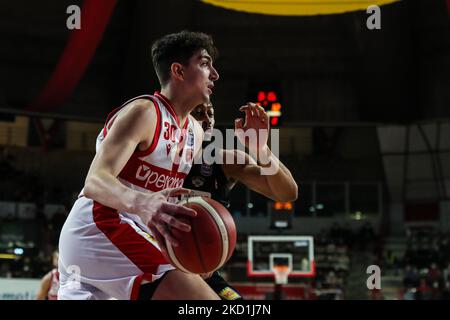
[28, 0, 117, 112]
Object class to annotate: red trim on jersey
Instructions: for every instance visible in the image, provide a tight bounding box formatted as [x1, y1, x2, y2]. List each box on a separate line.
[154, 92, 189, 129]
[171, 118, 191, 174]
[101, 95, 162, 158]
[134, 96, 162, 157]
[103, 106, 123, 137]
[131, 274, 144, 300]
[182, 116, 189, 130]
[92, 201, 169, 284]
[103, 93, 153, 135]
[154, 92, 178, 123]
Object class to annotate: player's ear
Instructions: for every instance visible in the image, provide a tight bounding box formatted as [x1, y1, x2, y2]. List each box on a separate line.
[171, 62, 184, 81]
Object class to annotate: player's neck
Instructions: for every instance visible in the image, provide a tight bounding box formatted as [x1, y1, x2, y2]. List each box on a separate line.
[160, 87, 194, 126]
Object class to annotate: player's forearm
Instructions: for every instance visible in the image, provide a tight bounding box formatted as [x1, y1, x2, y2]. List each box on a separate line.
[36, 291, 46, 300]
[84, 171, 143, 214]
[36, 276, 50, 300]
[259, 147, 298, 202]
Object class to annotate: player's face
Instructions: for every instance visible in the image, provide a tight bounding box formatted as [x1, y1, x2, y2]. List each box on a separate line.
[192, 103, 215, 131]
[183, 49, 219, 105]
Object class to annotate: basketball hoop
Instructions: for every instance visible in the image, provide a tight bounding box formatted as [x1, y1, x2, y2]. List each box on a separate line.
[272, 265, 291, 285]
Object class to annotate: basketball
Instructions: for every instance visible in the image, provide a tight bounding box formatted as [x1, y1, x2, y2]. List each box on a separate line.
[162, 196, 237, 274]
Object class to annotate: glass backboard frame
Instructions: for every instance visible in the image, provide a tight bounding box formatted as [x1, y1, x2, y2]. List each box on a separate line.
[247, 235, 315, 278]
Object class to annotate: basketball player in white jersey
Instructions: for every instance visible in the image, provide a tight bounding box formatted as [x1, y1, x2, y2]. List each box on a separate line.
[58, 31, 221, 300]
[36, 250, 59, 300]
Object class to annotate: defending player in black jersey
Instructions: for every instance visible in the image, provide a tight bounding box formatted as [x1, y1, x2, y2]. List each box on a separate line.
[184, 101, 298, 300]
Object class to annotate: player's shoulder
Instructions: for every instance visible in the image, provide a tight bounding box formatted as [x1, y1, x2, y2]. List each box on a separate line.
[118, 98, 157, 125]
[125, 98, 156, 115]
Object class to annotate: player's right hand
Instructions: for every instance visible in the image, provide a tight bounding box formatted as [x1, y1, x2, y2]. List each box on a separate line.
[235, 102, 269, 156]
[136, 187, 197, 249]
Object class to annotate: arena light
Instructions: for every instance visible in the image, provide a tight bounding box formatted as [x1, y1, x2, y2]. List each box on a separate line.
[257, 91, 266, 102]
[271, 118, 278, 126]
[283, 202, 293, 210]
[354, 211, 363, 220]
[249, 83, 283, 127]
[267, 91, 277, 102]
[271, 103, 281, 112]
[274, 202, 283, 210]
[294, 241, 309, 247]
[270, 201, 294, 230]
[273, 201, 293, 211]
[0, 254, 16, 260]
[266, 110, 281, 117]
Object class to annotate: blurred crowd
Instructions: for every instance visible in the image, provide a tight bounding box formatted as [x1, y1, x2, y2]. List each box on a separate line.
[0, 148, 74, 207]
[0, 248, 57, 279]
[395, 228, 450, 300]
[0, 148, 69, 279]
[313, 222, 379, 299]
[3, 148, 450, 299]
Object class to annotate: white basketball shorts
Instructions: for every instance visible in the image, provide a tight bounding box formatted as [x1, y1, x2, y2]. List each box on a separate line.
[58, 196, 175, 300]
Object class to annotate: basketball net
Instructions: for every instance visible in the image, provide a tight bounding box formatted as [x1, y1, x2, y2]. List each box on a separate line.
[272, 265, 291, 285]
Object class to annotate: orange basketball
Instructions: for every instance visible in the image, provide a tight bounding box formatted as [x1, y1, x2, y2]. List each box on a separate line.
[163, 196, 237, 274]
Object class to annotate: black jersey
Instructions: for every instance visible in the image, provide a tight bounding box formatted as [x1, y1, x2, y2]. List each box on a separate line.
[184, 141, 244, 300]
[183, 141, 234, 208]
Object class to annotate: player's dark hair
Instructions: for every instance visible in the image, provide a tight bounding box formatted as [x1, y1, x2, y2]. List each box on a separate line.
[151, 30, 218, 86]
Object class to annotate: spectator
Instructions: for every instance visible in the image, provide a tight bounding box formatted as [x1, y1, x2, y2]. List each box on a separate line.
[415, 278, 433, 300]
[301, 256, 309, 271]
[326, 271, 338, 289]
[442, 262, 450, 282]
[427, 263, 441, 284]
[442, 281, 450, 300]
[402, 288, 416, 300]
[403, 264, 419, 288]
[384, 249, 398, 271]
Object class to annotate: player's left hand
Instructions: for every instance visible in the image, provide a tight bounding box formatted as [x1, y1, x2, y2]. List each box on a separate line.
[235, 102, 269, 155]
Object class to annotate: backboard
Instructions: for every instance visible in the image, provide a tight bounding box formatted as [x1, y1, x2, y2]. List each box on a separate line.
[247, 235, 315, 278]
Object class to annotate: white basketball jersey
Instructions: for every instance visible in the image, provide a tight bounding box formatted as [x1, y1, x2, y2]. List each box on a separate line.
[95, 92, 197, 194]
